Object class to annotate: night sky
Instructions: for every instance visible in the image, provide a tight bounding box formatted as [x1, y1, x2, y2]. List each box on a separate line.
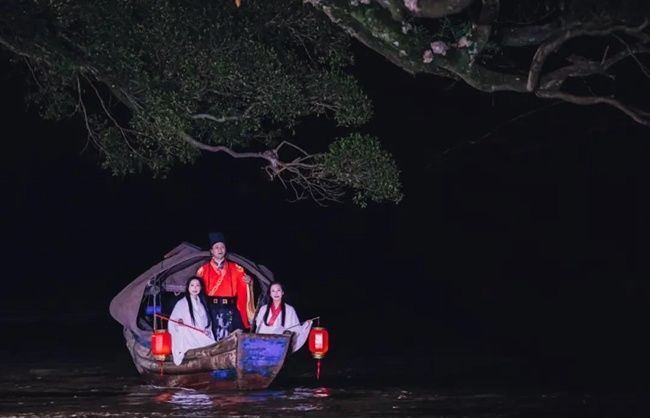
[1, 41, 648, 385]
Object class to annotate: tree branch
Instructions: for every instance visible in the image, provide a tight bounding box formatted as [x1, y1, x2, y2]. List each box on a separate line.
[536, 90, 650, 126]
[191, 113, 243, 123]
[539, 45, 650, 91]
[178, 131, 264, 160]
[501, 21, 562, 47]
[527, 19, 649, 92]
[305, 0, 527, 92]
[406, 0, 475, 19]
[0, 35, 52, 66]
[178, 131, 347, 205]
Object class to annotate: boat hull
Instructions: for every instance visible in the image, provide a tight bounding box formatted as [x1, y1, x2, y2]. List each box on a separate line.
[124, 328, 291, 390]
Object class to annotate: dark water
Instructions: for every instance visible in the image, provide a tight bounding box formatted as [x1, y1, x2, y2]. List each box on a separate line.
[2, 315, 650, 417]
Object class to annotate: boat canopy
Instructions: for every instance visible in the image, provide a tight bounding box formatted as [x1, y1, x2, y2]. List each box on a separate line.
[109, 242, 274, 342]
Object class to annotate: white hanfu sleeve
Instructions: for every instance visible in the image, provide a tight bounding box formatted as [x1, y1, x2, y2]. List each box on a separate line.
[285, 305, 312, 353]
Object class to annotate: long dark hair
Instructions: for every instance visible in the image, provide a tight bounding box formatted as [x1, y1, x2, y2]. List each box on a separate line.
[263, 281, 286, 327]
[185, 276, 211, 327]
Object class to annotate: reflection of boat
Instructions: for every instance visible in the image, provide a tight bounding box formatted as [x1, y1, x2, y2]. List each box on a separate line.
[110, 242, 291, 390]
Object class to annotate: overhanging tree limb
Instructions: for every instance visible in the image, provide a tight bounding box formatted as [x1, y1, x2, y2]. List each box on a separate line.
[527, 19, 649, 91]
[306, 0, 650, 127]
[407, 0, 474, 18]
[536, 90, 650, 126]
[178, 131, 348, 205]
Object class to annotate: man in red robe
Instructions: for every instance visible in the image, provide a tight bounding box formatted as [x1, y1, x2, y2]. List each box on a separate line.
[196, 232, 254, 340]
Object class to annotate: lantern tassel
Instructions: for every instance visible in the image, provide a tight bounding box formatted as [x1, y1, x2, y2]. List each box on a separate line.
[160, 361, 164, 376]
[316, 359, 321, 380]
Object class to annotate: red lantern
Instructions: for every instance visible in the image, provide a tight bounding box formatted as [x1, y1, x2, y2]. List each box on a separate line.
[308, 327, 329, 380]
[308, 327, 329, 359]
[151, 329, 172, 361]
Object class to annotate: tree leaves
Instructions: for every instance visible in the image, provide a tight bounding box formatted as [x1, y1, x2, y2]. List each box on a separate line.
[322, 134, 403, 207]
[1, 0, 403, 206]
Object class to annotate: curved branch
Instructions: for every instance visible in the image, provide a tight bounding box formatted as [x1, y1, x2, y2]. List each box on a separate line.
[306, 1, 527, 89]
[501, 21, 562, 47]
[178, 131, 265, 160]
[536, 90, 650, 126]
[80, 73, 148, 161]
[0, 35, 53, 66]
[308, 1, 650, 126]
[527, 19, 649, 91]
[407, 0, 475, 19]
[178, 131, 345, 205]
[539, 45, 650, 91]
[191, 113, 243, 123]
[76, 76, 99, 150]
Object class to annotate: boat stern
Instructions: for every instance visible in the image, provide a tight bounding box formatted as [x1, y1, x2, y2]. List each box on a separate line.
[236, 332, 291, 390]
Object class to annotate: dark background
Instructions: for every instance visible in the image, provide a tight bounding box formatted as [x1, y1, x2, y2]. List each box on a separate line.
[1, 43, 647, 388]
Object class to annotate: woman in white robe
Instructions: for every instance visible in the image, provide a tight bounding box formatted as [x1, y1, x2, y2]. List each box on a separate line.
[255, 282, 312, 353]
[168, 277, 216, 365]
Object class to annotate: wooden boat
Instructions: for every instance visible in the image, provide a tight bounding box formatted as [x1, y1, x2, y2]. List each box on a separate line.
[110, 242, 290, 390]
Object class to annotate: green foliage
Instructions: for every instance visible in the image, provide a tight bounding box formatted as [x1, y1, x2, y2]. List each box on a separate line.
[321, 134, 403, 208]
[2, 0, 394, 202]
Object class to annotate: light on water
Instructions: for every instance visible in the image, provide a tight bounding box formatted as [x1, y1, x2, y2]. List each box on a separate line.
[148, 385, 333, 415]
[3, 333, 650, 418]
[3, 361, 650, 417]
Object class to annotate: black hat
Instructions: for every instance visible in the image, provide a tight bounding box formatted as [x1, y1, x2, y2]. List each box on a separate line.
[208, 232, 226, 248]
